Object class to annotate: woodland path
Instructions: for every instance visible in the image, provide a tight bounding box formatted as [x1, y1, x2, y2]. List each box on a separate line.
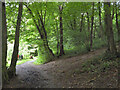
[4, 48, 118, 88]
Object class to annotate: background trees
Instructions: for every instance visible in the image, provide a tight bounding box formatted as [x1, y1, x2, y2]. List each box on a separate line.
[2, 1, 120, 84]
[6, 2, 120, 63]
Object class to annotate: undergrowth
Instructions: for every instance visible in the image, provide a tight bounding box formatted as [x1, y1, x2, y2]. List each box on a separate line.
[81, 52, 119, 73]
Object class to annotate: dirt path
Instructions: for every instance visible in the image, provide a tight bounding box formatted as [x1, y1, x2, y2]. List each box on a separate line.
[4, 48, 118, 88]
[4, 60, 57, 88]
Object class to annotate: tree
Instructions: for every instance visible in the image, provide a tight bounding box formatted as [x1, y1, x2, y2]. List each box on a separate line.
[90, 2, 94, 51]
[104, 2, 117, 54]
[59, 5, 65, 56]
[25, 3, 54, 63]
[2, 2, 9, 85]
[80, 13, 84, 32]
[98, 2, 103, 38]
[5, 2, 119, 67]
[8, 2, 23, 78]
[56, 20, 60, 56]
[87, 12, 90, 33]
[115, 3, 120, 43]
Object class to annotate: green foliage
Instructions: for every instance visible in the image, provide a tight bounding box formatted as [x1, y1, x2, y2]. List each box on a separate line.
[34, 41, 54, 64]
[7, 41, 31, 62]
[92, 38, 107, 50]
[6, 59, 33, 67]
[6, 2, 120, 65]
[82, 54, 119, 73]
[102, 51, 119, 61]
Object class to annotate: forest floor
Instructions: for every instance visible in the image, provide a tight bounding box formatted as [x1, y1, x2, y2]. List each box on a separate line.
[3, 48, 118, 88]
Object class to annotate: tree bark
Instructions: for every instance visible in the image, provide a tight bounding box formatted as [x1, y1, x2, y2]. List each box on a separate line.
[98, 2, 103, 38]
[74, 18, 76, 30]
[104, 2, 117, 54]
[39, 14, 54, 57]
[112, 3, 115, 20]
[87, 12, 90, 32]
[0, 2, 2, 88]
[2, 2, 9, 85]
[59, 5, 65, 56]
[80, 13, 84, 32]
[94, 21, 96, 39]
[86, 12, 91, 51]
[90, 2, 94, 51]
[115, 3, 120, 42]
[8, 2, 23, 78]
[56, 20, 60, 56]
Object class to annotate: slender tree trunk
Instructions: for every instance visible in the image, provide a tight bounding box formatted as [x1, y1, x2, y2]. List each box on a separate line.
[90, 2, 94, 51]
[56, 20, 60, 56]
[87, 12, 90, 32]
[98, 2, 103, 38]
[74, 18, 76, 30]
[59, 5, 65, 56]
[94, 21, 96, 39]
[36, 9, 55, 57]
[43, 31, 55, 57]
[2, 2, 9, 85]
[39, 14, 54, 57]
[115, 4, 120, 42]
[104, 2, 117, 54]
[70, 20, 74, 30]
[86, 12, 90, 51]
[0, 2, 2, 88]
[115, 3, 120, 52]
[112, 3, 115, 20]
[8, 2, 23, 78]
[80, 13, 84, 32]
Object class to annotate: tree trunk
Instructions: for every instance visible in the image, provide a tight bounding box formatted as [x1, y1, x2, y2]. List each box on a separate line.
[35, 9, 55, 58]
[90, 2, 94, 51]
[25, 5, 54, 61]
[59, 5, 65, 56]
[94, 21, 96, 39]
[2, 2, 9, 85]
[56, 20, 60, 56]
[98, 2, 103, 38]
[115, 3, 120, 42]
[8, 2, 23, 78]
[0, 2, 2, 88]
[86, 12, 91, 51]
[70, 20, 74, 30]
[104, 2, 117, 54]
[80, 13, 84, 32]
[111, 3, 115, 20]
[39, 14, 54, 57]
[42, 30, 55, 57]
[74, 18, 76, 30]
[87, 12, 90, 32]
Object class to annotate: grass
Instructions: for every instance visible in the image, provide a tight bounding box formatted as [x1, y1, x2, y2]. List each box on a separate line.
[7, 58, 33, 67]
[33, 55, 43, 65]
[34, 60, 43, 65]
[33, 54, 55, 65]
[17, 59, 33, 65]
